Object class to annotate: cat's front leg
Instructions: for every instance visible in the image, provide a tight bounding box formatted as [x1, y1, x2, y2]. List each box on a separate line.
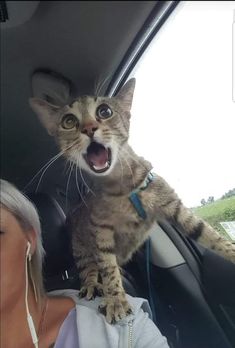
[79, 263, 104, 300]
[74, 255, 104, 300]
[98, 255, 132, 324]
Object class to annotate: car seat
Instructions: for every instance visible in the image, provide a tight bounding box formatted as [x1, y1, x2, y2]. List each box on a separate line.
[27, 192, 139, 296]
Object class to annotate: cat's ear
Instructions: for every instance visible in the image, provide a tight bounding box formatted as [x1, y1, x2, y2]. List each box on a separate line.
[116, 78, 136, 111]
[29, 98, 61, 136]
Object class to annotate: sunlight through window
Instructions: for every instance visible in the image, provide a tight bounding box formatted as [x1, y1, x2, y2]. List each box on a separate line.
[130, 1, 235, 238]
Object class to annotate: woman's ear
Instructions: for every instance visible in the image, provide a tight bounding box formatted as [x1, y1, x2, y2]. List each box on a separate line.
[26, 229, 37, 257]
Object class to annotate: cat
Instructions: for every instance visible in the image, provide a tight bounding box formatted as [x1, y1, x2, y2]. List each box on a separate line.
[29, 78, 235, 324]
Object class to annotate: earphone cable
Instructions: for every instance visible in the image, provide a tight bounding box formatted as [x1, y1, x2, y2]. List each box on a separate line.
[25, 250, 39, 348]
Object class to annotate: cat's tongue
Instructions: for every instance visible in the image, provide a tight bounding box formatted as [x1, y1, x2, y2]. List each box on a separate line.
[86, 142, 109, 171]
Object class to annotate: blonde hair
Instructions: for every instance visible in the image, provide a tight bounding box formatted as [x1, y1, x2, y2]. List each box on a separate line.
[0, 179, 45, 298]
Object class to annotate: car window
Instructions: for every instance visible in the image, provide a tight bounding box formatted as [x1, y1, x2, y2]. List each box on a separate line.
[130, 1, 235, 242]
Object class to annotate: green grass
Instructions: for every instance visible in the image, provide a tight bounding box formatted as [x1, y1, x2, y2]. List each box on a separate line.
[193, 197, 235, 239]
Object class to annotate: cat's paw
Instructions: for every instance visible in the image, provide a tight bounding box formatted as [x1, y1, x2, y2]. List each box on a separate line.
[98, 295, 133, 324]
[79, 283, 104, 300]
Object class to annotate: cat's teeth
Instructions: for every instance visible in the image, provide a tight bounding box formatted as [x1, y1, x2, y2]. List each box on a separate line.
[93, 162, 109, 171]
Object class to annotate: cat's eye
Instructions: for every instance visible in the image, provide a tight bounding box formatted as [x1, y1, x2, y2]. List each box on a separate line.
[96, 104, 113, 119]
[61, 114, 79, 129]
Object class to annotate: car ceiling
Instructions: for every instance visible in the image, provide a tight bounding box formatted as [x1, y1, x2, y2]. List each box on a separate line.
[0, 1, 173, 195]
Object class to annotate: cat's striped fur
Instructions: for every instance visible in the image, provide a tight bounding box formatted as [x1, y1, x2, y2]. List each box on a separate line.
[30, 78, 235, 323]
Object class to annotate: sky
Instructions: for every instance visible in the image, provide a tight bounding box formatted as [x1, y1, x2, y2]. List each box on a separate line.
[129, 1, 235, 207]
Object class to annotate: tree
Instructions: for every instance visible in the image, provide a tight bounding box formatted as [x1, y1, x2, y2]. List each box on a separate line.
[221, 188, 235, 199]
[207, 196, 214, 204]
[201, 198, 206, 206]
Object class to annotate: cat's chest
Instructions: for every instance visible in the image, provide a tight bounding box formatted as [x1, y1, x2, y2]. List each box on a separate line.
[93, 188, 157, 224]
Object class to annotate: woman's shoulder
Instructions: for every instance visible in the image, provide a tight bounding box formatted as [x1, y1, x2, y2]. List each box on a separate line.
[48, 289, 152, 321]
[49, 289, 169, 348]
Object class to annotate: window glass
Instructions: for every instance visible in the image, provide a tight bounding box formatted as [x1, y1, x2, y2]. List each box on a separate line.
[130, 1, 235, 240]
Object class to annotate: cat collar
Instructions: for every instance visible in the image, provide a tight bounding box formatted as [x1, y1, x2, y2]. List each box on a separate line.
[129, 172, 156, 219]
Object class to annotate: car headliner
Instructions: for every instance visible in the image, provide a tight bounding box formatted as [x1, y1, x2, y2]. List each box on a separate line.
[0, 1, 175, 194]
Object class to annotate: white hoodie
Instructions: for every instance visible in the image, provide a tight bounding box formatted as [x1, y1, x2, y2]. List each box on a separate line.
[50, 289, 170, 348]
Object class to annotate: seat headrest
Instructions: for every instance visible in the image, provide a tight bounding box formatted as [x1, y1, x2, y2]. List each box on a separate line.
[27, 192, 75, 279]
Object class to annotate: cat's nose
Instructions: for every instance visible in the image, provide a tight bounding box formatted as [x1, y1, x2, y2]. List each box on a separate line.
[81, 121, 99, 138]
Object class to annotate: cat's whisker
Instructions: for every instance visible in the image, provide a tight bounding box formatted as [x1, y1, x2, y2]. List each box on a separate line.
[94, 74, 101, 97]
[120, 154, 135, 188]
[24, 138, 81, 192]
[120, 147, 146, 170]
[95, 72, 113, 97]
[75, 154, 88, 208]
[105, 130, 120, 134]
[65, 159, 75, 211]
[106, 132, 122, 138]
[23, 150, 66, 191]
[68, 159, 74, 175]
[116, 152, 124, 186]
[78, 154, 96, 197]
[64, 158, 74, 176]
[95, 75, 105, 97]
[35, 154, 64, 192]
[25, 140, 79, 192]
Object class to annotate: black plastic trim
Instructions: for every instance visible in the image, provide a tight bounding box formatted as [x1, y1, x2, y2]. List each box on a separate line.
[0, 1, 8, 22]
[151, 263, 233, 348]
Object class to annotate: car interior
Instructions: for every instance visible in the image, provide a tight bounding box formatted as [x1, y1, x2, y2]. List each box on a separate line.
[1, 2, 235, 348]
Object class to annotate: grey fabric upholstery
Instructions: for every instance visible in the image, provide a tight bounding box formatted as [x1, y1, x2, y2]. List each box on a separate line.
[28, 192, 138, 296]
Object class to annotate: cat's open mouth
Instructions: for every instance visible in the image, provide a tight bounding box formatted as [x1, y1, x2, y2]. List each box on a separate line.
[83, 141, 111, 173]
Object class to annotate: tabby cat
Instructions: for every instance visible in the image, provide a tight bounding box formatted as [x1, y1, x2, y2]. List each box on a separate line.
[30, 78, 235, 323]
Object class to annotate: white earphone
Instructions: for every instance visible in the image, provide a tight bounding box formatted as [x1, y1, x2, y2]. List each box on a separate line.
[26, 241, 31, 256]
[25, 241, 38, 348]
[26, 241, 32, 261]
